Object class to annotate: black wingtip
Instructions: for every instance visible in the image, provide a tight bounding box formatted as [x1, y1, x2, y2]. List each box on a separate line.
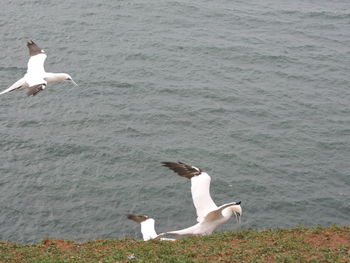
[161, 161, 201, 179]
[236, 201, 241, 205]
[127, 214, 149, 223]
[161, 161, 185, 166]
[26, 40, 44, 56]
[127, 214, 133, 219]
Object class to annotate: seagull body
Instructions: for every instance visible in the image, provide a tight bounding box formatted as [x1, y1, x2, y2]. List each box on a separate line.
[0, 41, 77, 96]
[127, 214, 175, 241]
[162, 162, 242, 236]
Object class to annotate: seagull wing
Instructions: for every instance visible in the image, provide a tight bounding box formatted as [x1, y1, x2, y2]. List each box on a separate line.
[27, 40, 44, 56]
[191, 172, 218, 222]
[1, 41, 47, 96]
[203, 202, 238, 222]
[24, 54, 47, 87]
[0, 77, 27, 95]
[127, 214, 158, 241]
[140, 218, 158, 241]
[127, 214, 148, 223]
[162, 161, 202, 179]
[26, 84, 45, 96]
[26, 41, 47, 75]
[162, 162, 218, 222]
[26, 53, 47, 75]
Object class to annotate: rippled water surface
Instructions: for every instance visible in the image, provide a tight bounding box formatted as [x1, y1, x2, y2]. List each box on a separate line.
[0, 0, 349, 243]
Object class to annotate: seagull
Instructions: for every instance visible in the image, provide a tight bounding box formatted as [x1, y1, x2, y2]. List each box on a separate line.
[161, 161, 242, 236]
[0, 40, 77, 96]
[127, 214, 175, 241]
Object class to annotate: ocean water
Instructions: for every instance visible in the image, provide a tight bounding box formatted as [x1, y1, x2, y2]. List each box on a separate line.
[0, 0, 349, 243]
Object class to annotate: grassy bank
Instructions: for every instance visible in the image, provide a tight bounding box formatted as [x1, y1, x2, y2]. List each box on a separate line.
[0, 225, 349, 263]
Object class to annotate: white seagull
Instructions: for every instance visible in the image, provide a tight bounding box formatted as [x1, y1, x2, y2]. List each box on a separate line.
[162, 161, 242, 236]
[0, 40, 77, 96]
[127, 214, 175, 241]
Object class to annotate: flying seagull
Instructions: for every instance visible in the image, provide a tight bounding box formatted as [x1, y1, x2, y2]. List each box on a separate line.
[0, 41, 77, 96]
[161, 161, 242, 236]
[127, 214, 175, 241]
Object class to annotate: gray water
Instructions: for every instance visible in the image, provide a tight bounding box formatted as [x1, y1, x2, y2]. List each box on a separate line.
[0, 0, 349, 243]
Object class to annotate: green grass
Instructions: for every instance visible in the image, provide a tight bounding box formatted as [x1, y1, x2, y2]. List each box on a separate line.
[0, 225, 349, 263]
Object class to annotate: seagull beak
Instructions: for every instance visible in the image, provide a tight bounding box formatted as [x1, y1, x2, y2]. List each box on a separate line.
[235, 212, 241, 224]
[70, 79, 78, 86]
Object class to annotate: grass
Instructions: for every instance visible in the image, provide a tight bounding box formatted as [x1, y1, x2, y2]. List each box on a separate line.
[0, 225, 349, 263]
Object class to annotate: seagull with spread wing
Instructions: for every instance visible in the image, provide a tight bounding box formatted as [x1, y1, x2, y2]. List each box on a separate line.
[162, 161, 242, 236]
[0, 40, 77, 96]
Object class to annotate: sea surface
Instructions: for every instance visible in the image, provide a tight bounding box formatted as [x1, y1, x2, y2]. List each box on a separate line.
[0, 0, 349, 243]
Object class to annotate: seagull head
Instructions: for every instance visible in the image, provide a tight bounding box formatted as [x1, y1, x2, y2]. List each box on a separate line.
[63, 73, 78, 86]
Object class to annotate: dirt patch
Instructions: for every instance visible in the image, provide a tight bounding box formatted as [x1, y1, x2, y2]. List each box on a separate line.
[305, 232, 350, 249]
[40, 239, 78, 251]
